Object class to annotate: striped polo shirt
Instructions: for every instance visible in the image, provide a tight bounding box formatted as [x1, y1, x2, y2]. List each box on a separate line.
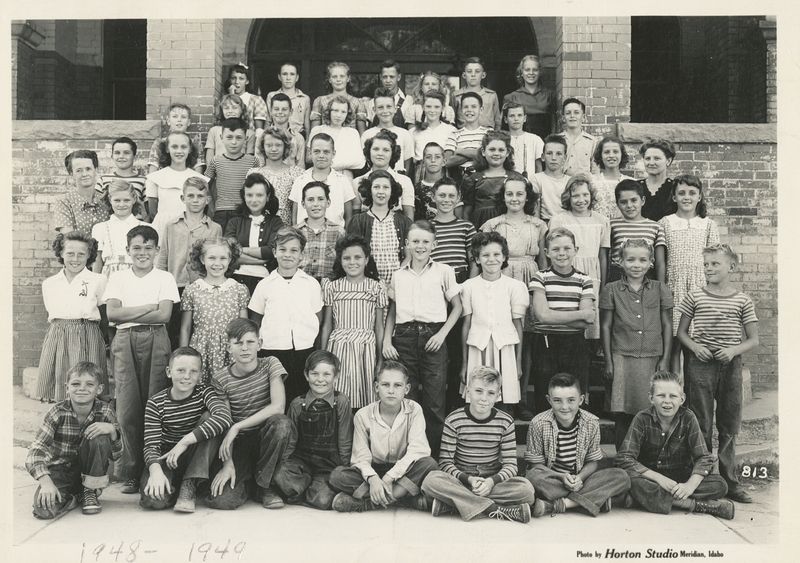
[431, 217, 476, 276]
[205, 153, 260, 211]
[529, 267, 594, 333]
[676, 288, 758, 350]
[609, 217, 666, 267]
[553, 418, 579, 473]
[211, 357, 287, 432]
[444, 126, 492, 169]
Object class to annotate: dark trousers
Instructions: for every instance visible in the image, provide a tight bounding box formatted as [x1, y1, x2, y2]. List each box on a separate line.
[213, 209, 238, 233]
[112, 325, 171, 479]
[685, 351, 743, 491]
[614, 413, 636, 452]
[259, 348, 314, 406]
[167, 286, 186, 352]
[526, 465, 630, 517]
[232, 273, 263, 298]
[205, 414, 293, 510]
[393, 322, 448, 458]
[273, 456, 337, 510]
[531, 332, 592, 414]
[627, 471, 728, 514]
[329, 457, 438, 499]
[445, 316, 466, 414]
[32, 435, 115, 519]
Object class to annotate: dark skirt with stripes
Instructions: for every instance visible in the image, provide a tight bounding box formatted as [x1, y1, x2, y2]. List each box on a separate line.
[35, 319, 108, 402]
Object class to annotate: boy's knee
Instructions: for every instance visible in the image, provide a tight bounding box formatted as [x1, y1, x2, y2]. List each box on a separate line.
[327, 466, 353, 492]
[420, 470, 448, 495]
[205, 481, 249, 510]
[139, 494, 171, 511]
[263, 415, 293, 440]
[416, 456, 439, 474]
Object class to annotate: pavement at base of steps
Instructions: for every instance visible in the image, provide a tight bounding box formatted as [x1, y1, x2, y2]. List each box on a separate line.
[11, 467, 780, 563]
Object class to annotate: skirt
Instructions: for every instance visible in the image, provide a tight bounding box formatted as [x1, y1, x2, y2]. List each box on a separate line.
[609, 354, 659, 415]
[461, 336, 521, 404]
[35, 319, 108, 402]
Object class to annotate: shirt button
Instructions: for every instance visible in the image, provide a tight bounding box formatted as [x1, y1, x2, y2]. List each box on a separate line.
[637, 315, 641, 318]
[635, 300, 640, 303]
[638, 331, 643, 334]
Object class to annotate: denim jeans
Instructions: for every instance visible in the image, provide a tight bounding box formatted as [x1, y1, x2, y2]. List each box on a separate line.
[273, 457, 338, 510]
[393, 322, 448, 457]
[684, 350, 743, 490]
[525, 464, 630, 517]
[328, 457, 438, 499]
[205, 415, 293, 510]
[531, 332, 592, 415]
[32, 435, 115, 519]
[627, 472, 728, 514]
[422, 469, 536, 521]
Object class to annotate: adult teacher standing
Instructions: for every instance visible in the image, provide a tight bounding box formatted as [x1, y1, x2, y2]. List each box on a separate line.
[638, 138, 678, 222]
[502, 55, 556, 140]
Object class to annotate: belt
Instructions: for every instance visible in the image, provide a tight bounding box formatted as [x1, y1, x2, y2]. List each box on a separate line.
[396, 321, 445, 331]
[120, 324, 164, 332]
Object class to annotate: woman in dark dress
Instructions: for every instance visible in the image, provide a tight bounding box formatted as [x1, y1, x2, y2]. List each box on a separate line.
[638, 138, 678, 222]
[502, 55, 556, 140]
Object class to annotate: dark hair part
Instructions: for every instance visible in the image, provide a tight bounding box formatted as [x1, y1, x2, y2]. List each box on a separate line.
[159, 131, 198, 169]
[470, 231, 509, 271]
[460, 91, 483, 108]
[462, 56, 485, 71]
[310, 132, 335, 151]
[221, 117, 247, 134]
[236, 173, 279, 217]
[189, 237, 242, 277]
[672, 174, 708, 218]
[358, 169, 403, 209]
[52, 231, 99, 269]
[170, 346, 203, 367]
[432, 176, 459, 195]
[226, 317, 260, 341]
[543, 134, 568, 153]
[409, 219, 436, 236]
[363, 129, 401, 168]
[215, 94, 249, 127]
[638, 138, 676, 161]
[126, 224, 159, 247]
[380, 59, 400, 73]
[302, 180, 330, 201]
[502, 100, 525, 120]
[547, 372, 582, 394]
[65, 149, 99, 174]
[228, 64, 251, 82]
[112, 137, 138, 156]
[494, 175, 538, 215]
[102, 178, 145, 218]
[273, 226, 307, 251]
[270, 92, 293, 109]
[473, 130, 515, 172]
[562, 97, 586, 113]
[375, 360, 409, 383]
[615, 178, 647, 202]
[67, 361, 103, 385]
[305, 350, 341, 376]
[373, 87, 397, 103]
[592, 136, 629, 171]
[330, 233, 381, 282]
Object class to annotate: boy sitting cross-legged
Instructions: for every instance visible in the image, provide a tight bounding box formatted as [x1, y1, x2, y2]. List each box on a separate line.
[329, 361, 438, 512]
[139, 347, 232, 513]
[26, 361, 122, 518]
[206, 318, 293, 510]
[421, 366, 536, 524]
[273, 351, 353, 510]
[615, 370, 734, 519]
[525, 372, 630, 518]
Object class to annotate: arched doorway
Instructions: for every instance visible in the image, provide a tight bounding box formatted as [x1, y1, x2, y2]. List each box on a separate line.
[245, 18, 538, 104]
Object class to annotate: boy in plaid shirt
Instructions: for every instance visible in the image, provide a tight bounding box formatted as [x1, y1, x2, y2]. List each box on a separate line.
[26, 362, 122, 519]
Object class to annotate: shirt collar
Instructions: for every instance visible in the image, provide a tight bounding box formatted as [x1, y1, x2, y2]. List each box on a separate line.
[543, 408, 583, 430]
[401, 257, 434, 272]
[645, 405, 688, 425]
[514, 84, 544, 96]
[620, 275, 653, 290]
[172, 212, 212, 225]
[301, 390, 336, 408]
[369, 399, 413, 424]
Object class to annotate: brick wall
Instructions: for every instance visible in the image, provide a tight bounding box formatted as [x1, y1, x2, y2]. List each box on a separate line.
[555, 17, 631, 138]
[11, 120, 161, 383]
[146, 19, 224, 138]
[619, 123, 777, 389]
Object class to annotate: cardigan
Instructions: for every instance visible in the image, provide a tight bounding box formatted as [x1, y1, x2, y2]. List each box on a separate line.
[224, 214, 285, 272]
[346, 211, 412, 263]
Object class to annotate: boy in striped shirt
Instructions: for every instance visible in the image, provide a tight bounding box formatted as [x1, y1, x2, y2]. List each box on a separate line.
[677, 244, 759, 504]
[608, 180, 666, 282]
[205, 117, 260, 232]
[139, 347, 232, 513]
[525, 373, 630, 517]
[421, 366, 536, 523]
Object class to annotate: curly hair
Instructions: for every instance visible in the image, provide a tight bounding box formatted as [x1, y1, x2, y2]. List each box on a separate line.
[472, 130, 515, 172]
[216, 94, 251, 128]
[257, 126, 293, 161]
[560, 173, 597, 211]
[470, 231, 510, 271]
[672, 174, 708, 218]
[65, 149, 99, 174]
[638, 138, 676, 161]
[323, 96, 355, 127]
[52, 230, 99, 269]
[363, 129, 402, 169]
[329, 233, 380, 282]
[188, 237, 242, 278]
[102, 178, 145, 218]
[592, 136, 629, 171]
[493, 176, 539, 215]
[158, 131, 198, 169]
[235, 173, 279, 217]
[358, 169, 403, 209]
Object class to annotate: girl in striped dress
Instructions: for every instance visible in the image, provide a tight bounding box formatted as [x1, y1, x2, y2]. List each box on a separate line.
[36, 231, 108, 402]
[320, 234, 387, 408]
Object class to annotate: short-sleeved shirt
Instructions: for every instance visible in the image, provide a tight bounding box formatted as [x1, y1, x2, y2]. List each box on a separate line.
[92, 215, 144, 274]
[204, 126, 256, 158]
[510, 132, 545, 177]
[461, 275, 529, 349]
[609, 217, 667, 267]
[42, 268, 108, 322]
[265, 88, 311, 134]
[524, 409, 603, 473]
[239, 91, 269, 125]
[409, 122, 457, 161]
[205, 153, 260, 211]
[444, 126, 492, 170]
[296, 219, 346, 281]
[248, 269, 322, 350]
[103, 267, 180, 329]
[528, 267, 594, 333]
[211, 357, 287, 433]
[289, 168, 356, 226]
[599, 277, 673, 357]
[389, 259, 461, 324]
[54, 188, 110, 234]
[310, 93, 368, 127]
[430, 218, 476, 276]
[676, 288, 758, 350]
[155, 213, 222, 287]
[530, 172, 570, 222]
[453, 87, 501, 130]
[99, 172, 146, 200]
[361, 126, 415, 172]
[559, 131, 598, 177]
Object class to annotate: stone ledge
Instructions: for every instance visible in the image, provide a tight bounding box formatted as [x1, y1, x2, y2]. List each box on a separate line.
[12, 120, 162, 141]
[617, 123, 777, 144]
